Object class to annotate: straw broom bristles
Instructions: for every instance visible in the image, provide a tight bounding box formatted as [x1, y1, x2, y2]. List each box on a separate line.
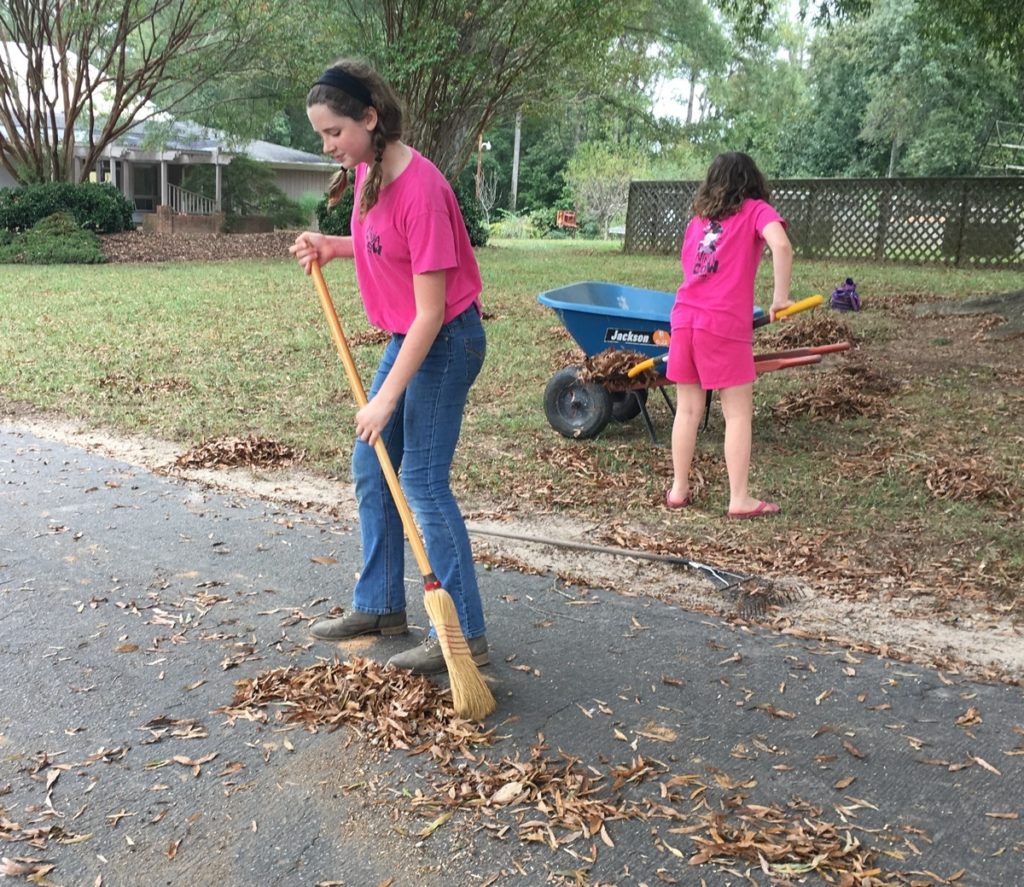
[424, 587, 495, 720]
[308, 261, 495, 721]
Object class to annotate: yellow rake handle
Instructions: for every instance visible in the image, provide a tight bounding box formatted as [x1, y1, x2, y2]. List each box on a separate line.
[753, 293, 824, 328]
[775, 293, 824, 319]
[309, 261, 435, 581]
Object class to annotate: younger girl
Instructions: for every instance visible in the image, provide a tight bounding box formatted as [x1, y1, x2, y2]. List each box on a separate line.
[289, 60, 488, 673]
[665, 152, 793, 519]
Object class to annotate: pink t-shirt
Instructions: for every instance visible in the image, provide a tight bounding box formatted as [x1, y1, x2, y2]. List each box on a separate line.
[671, 198, 785, 342]
[350, 149, 482, 334]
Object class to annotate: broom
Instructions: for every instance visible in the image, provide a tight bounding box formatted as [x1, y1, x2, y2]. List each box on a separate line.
[308, 261, 495, 721]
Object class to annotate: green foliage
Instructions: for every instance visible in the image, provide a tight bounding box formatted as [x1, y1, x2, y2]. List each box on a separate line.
[451, 178, 489, 248]
[527, 209, 558, 237]
[181, 156, 307, 229]
[0, 183, 135, 233]
[0, 212, 106, 264]
[489, 212, 542, 240]
[315, 187, 354, 236]
[564, 142, 645, 237]
[339, 0, 633, 177]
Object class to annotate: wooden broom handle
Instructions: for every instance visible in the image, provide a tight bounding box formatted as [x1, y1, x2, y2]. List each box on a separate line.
[309, 261, 435, 580]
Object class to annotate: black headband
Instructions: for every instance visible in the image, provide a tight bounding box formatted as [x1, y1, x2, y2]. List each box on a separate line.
[314, 67, 373, 107]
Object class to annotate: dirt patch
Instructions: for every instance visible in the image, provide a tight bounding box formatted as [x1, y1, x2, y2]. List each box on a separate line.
[4, 410, 1023, 685]
[915, 289, 1024, 339]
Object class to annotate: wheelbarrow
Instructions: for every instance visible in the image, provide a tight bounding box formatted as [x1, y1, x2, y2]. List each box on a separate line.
[538, 281, 844, 441]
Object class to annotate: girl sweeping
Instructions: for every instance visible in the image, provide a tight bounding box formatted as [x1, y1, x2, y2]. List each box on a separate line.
[665, 151, 793, 519]
[289, 59, 488, 674]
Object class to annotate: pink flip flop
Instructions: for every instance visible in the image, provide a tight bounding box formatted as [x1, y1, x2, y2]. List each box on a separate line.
[727, 500, 781, 520]
[665, 489, 691, 509]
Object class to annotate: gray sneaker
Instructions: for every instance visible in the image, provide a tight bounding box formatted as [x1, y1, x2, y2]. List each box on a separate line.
[309, 609, 408, 641]
[386, 635, 489, 676]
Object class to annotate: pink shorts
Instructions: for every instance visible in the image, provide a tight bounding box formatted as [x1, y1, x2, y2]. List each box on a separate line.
[665, 327, 755, 390]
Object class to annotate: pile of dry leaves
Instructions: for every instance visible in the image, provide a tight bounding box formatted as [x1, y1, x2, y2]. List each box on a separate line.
[100, 230, 300, 263]
[686, 799, 911, 886]
[915, 451, 1018, 508]
[759, 315, 860, 350]
[579, 348, 660, 390]
[220, 656, 492, 760]
[772, 360, 901, 422]
[175, 434, 301, 470]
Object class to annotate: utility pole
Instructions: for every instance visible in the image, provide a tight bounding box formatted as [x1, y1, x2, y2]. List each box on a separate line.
[510, 109, 521, 212]
[476, 133, 484, 200]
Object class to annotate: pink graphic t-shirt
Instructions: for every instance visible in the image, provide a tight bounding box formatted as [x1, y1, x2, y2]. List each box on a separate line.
[670, 198, 785, 342]
[350, 149, 482, 334]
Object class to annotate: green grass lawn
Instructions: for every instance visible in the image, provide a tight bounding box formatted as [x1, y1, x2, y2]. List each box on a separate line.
[2, 241, 1022, 608]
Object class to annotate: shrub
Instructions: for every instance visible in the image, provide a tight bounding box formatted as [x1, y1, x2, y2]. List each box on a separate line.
[73, 183, 137, 233]
[489, 211, 540, 240]
[451, 178, 489, 247]
[528, 208, 558, 237]
[315, 186, 354, 236]
[0, 182, 134, 233]
[0, 212, 106, 264]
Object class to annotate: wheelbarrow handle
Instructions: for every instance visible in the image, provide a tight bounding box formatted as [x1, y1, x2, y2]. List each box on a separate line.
[752, 294, 824, 329]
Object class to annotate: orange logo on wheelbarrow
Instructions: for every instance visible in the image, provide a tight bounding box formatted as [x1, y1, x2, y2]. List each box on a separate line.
[652, 330, 671, 346]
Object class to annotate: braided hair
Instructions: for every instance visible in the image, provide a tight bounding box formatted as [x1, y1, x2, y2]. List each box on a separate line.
[307, 60, 403, 218]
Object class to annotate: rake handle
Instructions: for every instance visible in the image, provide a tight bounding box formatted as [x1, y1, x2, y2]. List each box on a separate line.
[752, 293, 824, 329]
[627, 294, 826, 378]
[309, 261, 435, 582]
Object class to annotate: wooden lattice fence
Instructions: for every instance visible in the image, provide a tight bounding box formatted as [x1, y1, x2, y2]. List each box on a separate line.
[624, 177, 1024, 268]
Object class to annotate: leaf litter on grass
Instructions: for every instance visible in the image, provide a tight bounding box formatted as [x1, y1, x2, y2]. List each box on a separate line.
[175, 434, 302, 470]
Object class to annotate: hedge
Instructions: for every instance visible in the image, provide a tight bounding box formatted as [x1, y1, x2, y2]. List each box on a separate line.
[0, 182, 135, 233]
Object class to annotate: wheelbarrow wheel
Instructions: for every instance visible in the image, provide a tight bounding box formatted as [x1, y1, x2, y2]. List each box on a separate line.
[543, 366, 613, 440]
[610, 389, 648, 423]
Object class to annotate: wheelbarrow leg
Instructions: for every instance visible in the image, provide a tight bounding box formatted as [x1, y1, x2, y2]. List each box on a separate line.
[636, 391, 661, 445]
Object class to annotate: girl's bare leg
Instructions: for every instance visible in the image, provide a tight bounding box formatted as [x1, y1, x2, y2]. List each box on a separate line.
[719, 382, 764, 514]
[669, 383, 706, 505]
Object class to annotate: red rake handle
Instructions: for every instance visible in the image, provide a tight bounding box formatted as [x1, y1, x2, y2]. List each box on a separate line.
[754, 341, 851, 363]
[754, 354, 822, 374]
[309, 262, 437, 585]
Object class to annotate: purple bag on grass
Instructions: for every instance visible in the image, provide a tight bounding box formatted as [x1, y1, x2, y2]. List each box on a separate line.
[830, 278, 861, 311]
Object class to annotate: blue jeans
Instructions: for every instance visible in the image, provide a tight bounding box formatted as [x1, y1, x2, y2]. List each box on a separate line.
[350, 306, 486, 639]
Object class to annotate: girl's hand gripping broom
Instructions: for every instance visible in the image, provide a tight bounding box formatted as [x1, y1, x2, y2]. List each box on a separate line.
[309, 262, 496, 721]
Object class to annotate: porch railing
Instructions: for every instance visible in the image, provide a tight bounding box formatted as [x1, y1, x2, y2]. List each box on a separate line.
[167, 183, 217, 215]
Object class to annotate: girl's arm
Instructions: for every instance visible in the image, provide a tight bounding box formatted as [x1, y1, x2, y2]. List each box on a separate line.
[762, 221, 793, 320]
[354, 270, 446, 445]
[289, 232, 355, 274]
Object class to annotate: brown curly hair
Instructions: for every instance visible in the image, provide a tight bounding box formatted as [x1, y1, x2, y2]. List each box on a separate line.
[307, 59, 404, 218]
[691, 152, 771, 221]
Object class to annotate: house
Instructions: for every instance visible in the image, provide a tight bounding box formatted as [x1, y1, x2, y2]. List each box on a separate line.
[0, 42, 334, 227]
[0, 116, 335, 229]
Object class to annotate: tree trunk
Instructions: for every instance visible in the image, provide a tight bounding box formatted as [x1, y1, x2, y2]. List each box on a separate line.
[887, 138, 899, 178]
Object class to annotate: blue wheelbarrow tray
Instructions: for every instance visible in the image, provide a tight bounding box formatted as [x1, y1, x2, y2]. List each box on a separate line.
[537, 280, 764, 360]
